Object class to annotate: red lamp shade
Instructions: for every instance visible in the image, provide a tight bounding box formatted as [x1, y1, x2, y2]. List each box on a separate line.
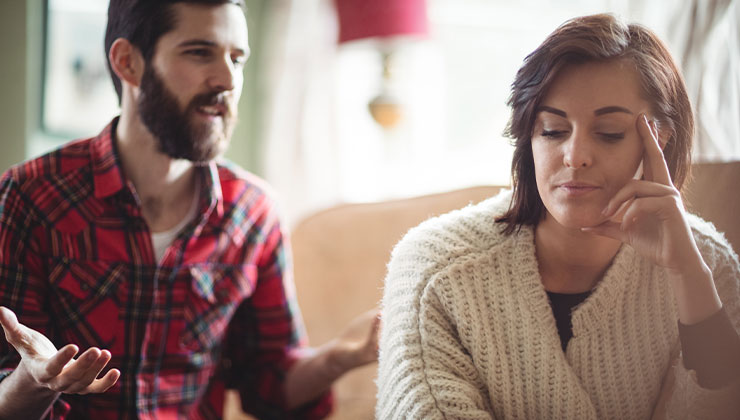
[335, 0, 429, 44]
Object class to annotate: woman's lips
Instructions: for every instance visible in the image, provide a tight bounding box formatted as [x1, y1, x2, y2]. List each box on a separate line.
[557, 182, 600, 195]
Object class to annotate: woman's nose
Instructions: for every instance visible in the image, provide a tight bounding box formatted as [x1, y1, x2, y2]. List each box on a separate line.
[562, 130, 592, 168]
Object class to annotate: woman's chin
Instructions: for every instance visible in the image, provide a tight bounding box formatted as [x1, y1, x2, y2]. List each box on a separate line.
[548, 210, 608, 230]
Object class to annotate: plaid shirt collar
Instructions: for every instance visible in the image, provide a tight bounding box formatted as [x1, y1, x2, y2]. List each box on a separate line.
[90, 117, 225, 218]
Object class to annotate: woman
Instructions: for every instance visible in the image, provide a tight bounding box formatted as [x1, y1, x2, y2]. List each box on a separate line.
[376, 14, 740, 420]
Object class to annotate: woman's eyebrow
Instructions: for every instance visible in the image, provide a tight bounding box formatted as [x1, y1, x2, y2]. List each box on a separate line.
[594, 106, 633, 116]
[536, 106, 566, 117]
[536, 105, 633, 118]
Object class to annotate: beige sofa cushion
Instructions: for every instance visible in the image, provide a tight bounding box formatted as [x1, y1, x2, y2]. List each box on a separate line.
[291, 186, 502, 419]
[683, 161, 740, 257]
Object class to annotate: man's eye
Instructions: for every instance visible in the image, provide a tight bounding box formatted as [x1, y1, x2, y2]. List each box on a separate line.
[186, 49, 211, 57]
[232, 56, 247, 67]
[598, 132, 625, 141]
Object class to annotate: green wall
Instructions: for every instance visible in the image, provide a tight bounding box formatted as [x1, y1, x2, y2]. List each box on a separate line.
[226, 0, 265, 175]
[0, 0, 265, 175]
[0, 1, 34, 173]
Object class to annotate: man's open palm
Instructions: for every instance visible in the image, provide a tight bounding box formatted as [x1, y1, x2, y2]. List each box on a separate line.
[0, 307, 119, 395]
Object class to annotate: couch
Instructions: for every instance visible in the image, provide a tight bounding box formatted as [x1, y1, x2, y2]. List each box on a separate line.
[225, 161, 739, 419]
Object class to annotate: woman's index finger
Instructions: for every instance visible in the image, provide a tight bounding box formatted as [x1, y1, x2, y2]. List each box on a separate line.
[638, 114, 672, 186]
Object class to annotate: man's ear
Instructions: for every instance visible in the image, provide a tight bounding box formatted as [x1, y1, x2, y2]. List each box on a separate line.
[109, 38, 144, 88]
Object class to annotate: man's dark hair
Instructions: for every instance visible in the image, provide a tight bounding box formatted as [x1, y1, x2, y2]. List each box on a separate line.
[496, 14, 693, 235]
[105, 0, 245, 104]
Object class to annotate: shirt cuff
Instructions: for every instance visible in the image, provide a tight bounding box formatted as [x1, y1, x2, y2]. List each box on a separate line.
[678, 306, 740, 389]
[0, 368, 13, 383]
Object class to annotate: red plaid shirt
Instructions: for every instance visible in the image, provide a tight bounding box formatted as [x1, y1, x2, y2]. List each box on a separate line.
[0, 119, 332, 419]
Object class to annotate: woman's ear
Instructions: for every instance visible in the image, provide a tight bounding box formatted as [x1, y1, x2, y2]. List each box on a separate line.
[108, 38, 144, 88]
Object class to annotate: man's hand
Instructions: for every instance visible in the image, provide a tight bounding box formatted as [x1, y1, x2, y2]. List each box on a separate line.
[327, 308, 380, 376]
[0, 306, 120, 395]
[284, 308, 380, 409]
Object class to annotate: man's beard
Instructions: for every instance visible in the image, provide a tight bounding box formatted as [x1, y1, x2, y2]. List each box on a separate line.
[137, 65, 236, 164]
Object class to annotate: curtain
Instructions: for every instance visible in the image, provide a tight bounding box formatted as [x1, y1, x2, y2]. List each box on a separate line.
[257, 0, 342, 226]
[667, 0, 740, 162]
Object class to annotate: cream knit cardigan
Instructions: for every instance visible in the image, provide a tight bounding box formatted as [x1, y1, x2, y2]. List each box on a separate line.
[376, 191, 740, 420]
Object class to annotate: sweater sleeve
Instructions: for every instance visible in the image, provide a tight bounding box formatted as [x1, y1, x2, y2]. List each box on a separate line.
[677, 307, 740, 388]
[376, 229, 494, 420]
[665, 228, 740, 420]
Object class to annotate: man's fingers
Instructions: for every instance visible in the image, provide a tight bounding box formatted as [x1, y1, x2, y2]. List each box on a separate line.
[0, 307, 18, 328]
[0, 306, 23, 344]
[42, 347, 119, 395]
[638, 114, 672, 186]
[0, 307, 119, 395]
[365, 313, 381, 349]
[50, 348, 102, 391]
[42, 344, 79, 379]
[84, 368, 121, 394]
[63, 350, 112, 394]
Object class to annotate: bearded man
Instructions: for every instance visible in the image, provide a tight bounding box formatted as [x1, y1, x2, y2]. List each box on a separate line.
[0, 1, 378, 419]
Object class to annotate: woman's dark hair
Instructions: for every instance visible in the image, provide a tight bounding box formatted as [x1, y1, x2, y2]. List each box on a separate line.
[496, 14, 694, 235]
[104, 0, 245, 104]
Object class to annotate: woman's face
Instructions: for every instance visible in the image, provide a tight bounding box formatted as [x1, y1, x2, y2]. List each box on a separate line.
[532, 59, 652, 229]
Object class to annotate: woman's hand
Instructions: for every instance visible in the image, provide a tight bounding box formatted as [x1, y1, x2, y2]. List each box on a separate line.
[582, 114, 722, 324]
[583, 115, 697, 272]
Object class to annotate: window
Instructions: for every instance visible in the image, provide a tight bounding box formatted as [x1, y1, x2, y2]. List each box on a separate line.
[43, 0, 117, 138]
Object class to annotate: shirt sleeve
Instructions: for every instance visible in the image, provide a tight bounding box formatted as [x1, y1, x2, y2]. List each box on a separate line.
[221, 214, 332, 420]
[0, 174, 71, 419]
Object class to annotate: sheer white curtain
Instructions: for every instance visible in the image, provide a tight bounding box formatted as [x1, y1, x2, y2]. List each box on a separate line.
[258, 0, 342, 226]
[624, 0, 740, 162]
[665, 0, 740, 162]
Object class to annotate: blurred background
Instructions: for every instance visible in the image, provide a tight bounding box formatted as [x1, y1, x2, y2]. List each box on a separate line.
[0, 0, 737, 226]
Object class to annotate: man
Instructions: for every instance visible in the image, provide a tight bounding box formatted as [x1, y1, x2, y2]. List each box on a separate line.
[0, 1, 378, 418]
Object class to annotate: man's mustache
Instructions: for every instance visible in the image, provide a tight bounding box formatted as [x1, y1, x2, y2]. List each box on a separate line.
[190, 92, 234, 116]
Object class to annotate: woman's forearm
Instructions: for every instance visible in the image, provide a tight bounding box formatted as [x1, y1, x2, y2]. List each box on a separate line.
[666, 253, 722, 325]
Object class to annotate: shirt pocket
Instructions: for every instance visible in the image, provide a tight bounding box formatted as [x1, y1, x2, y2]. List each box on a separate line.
[49, 259, 123, 349]
[180, 263, 257, 353]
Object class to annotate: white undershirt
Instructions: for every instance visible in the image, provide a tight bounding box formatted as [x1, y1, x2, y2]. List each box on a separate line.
[150, 176, 201, 262]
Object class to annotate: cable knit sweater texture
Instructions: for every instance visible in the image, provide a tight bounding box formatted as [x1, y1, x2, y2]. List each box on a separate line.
[376, 191, 740, 420]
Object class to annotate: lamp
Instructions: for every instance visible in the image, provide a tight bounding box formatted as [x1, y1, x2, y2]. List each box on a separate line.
[335, 0, 429, 130]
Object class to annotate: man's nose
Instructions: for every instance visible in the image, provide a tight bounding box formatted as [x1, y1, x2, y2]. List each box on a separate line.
[562, 130, 593, 168]
[208, 56, 238, 92]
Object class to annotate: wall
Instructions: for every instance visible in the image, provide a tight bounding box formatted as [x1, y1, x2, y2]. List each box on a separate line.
[0, 1, 37, 173]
